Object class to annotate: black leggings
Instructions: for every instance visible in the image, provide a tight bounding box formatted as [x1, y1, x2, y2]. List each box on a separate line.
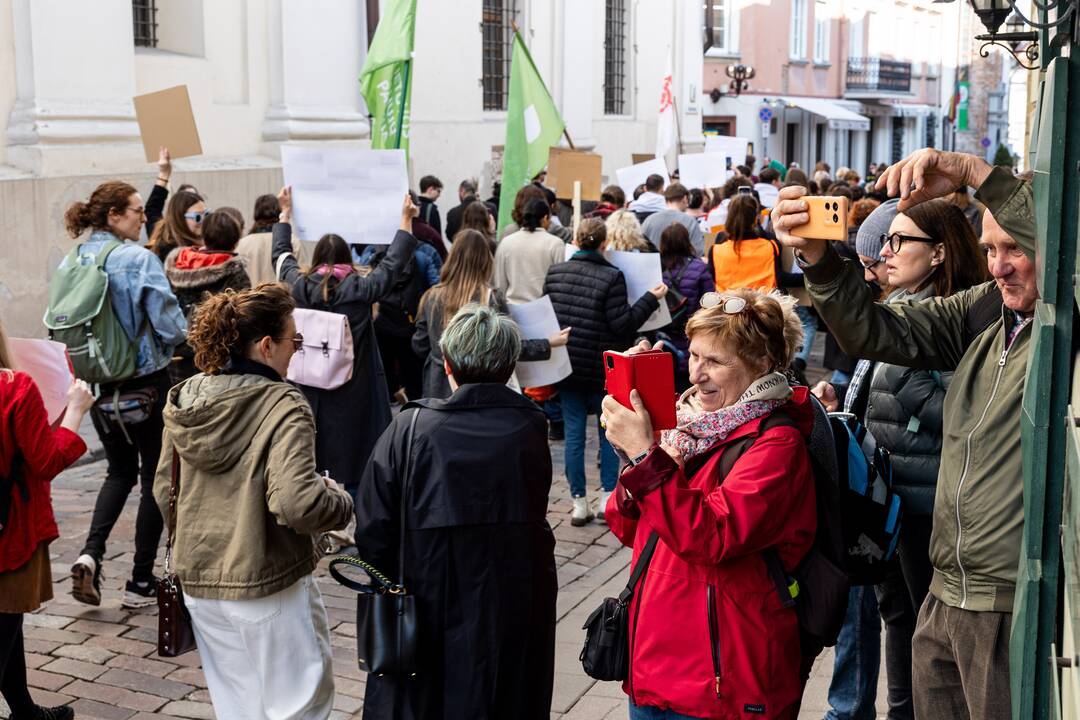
[82, 369, 171, 583]
[0, 612, 35, 715]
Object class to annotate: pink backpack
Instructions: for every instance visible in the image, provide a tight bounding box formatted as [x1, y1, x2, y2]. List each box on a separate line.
[287, 308, 354, 390]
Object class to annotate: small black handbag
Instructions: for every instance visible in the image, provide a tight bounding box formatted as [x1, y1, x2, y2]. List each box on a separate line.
[329, 409, 421, 676]
[579, 531, 660, 681]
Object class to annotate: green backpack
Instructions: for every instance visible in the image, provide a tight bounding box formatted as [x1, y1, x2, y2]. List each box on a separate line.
[43, 241, 138, 385]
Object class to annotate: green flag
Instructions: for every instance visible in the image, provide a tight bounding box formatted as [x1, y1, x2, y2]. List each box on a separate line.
[359, 0, 416, 153]
[497, 31, 566, 236]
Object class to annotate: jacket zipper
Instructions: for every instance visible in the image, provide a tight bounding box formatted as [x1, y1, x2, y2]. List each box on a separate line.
[707, 584, 721, 698]
[953, 332, 1023, 608]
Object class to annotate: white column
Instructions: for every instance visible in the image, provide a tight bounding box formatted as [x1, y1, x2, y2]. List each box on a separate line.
[559, 1, 597, 150]
[261, 0, 369, 147]
[5, 0, 143, 175]
[675, 0, 705, 152]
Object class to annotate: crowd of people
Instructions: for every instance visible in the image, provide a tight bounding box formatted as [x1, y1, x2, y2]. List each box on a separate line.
[0, 143, 1035, 720]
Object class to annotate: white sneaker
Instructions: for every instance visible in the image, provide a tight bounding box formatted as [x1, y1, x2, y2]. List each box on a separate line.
[596, 491, 613, 524]
[570, 497, 594, 527]
[71, 554, 101, 606]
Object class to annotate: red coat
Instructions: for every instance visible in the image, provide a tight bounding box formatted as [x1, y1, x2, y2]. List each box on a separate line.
[0, 372, 86, 572]
[605, 388, 817, 719]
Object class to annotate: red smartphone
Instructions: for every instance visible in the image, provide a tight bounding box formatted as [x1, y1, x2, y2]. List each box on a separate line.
[603, 350, 678, 430]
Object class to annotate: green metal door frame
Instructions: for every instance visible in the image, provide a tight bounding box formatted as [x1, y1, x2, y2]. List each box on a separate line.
[1012, 17, 1080, 717]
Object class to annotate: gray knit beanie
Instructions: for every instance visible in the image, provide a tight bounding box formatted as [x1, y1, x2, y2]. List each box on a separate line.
[855, 198, 900, 260]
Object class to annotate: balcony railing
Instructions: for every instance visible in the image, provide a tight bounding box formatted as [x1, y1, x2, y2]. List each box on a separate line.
[846, 57, 912, 94]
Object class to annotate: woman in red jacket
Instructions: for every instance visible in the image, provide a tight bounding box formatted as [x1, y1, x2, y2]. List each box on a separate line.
[0, 321, 94, 720]
[601, 288, 817, 720]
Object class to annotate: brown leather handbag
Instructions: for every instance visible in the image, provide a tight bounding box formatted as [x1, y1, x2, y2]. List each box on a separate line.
[157, 450, 197, 657]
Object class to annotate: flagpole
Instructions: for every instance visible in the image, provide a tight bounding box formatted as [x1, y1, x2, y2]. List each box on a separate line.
[672, 94, 684, 156]
[394, 58, 411, 150]
[510, 19, 575, 151]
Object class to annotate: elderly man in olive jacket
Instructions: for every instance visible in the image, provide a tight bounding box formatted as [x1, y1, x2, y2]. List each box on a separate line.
[772, 148, 1036, 720]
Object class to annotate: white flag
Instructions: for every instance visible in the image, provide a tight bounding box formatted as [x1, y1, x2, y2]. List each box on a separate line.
[656, 53, 677, 160]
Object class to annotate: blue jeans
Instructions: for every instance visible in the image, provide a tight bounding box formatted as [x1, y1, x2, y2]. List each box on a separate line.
[831, 369, 853, 385]
[628, 700, 704, 719]
[795, 305, 817, 365]
[825, 585, 881, 720]
[560, 387, 618, 497]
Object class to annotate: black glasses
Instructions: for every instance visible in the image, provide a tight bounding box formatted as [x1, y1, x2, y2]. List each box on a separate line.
[881, 232, 939, 254]
[860, 258, 882, 271]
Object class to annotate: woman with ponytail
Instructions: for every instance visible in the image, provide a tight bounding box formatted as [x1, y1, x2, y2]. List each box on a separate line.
[272, 186, 419, 496]
[61, 181, 188, 610]
[494, 197, 567, 305]
[153, 283, 353, 719]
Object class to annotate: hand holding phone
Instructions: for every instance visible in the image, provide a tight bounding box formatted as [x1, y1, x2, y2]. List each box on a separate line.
[603, 350, 677, 430]
[789, 196, 849, 241]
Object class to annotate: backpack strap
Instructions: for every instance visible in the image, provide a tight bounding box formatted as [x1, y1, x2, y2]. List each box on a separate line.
[716, 411, 801, 608]
[961, 286, 1003, 348]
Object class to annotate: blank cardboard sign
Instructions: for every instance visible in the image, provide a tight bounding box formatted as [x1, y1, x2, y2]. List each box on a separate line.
[547, 148, 602, 201]
[632, 153, 656, 166]
[133, 85, 202, 162]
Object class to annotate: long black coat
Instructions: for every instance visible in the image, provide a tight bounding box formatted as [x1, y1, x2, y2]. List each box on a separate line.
[273, 222, 417, 486]
[543, 250, 659, 392]
[354, 383, 557, 720]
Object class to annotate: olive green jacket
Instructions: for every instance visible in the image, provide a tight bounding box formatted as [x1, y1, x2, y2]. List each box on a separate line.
[154, 372, 353, 600]
[803, 168, 1035, 612]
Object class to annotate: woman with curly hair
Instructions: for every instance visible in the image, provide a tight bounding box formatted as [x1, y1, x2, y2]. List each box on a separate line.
[154, 283, 353, 719]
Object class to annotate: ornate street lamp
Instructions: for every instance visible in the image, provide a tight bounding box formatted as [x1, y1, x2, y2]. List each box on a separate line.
[933, 0, 1078, 69]
[725, 64, 755, 97]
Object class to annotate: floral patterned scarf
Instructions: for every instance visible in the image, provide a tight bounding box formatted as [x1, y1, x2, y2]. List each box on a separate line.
[660, 372, 793, 461]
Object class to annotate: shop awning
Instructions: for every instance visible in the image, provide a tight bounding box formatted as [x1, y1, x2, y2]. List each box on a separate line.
[778, 96, 871, 131]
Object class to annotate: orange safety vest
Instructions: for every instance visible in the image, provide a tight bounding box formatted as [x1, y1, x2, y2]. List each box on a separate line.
[711, 237, 780, 292]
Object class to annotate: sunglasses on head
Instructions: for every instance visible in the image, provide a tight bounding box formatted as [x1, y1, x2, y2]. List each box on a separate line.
[700, 292, 748, 314]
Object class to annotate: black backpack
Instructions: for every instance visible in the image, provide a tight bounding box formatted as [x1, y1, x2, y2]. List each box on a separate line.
[715, 398, 850, 671]
[368, 248, 427, 337]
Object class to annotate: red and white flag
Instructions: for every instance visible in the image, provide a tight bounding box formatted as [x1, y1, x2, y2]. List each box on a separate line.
[656, 53, 677, 160]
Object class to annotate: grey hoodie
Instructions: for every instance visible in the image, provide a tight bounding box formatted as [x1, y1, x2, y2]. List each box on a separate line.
[153, 372, 353, 600]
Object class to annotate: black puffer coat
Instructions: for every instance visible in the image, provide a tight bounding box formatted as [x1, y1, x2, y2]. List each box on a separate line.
[864, 286, 949, 517]
[543, 250, 659, 392]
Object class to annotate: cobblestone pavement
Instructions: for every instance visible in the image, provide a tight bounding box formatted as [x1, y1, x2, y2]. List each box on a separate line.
[3, 344, 889, 718]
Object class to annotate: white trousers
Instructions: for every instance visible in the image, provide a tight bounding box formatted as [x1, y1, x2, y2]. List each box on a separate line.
[184, 574, 335, 720]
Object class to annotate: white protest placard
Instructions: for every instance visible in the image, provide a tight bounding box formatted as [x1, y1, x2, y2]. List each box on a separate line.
[507, 297, 572, 387]
[677, 153, 730, 190]
[9, 338, 72, 425]
[281, 146, 408, 246]
[703, 135, 751, 168]
[605, 250, 671, 332]
[615, 157, 669, 196]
